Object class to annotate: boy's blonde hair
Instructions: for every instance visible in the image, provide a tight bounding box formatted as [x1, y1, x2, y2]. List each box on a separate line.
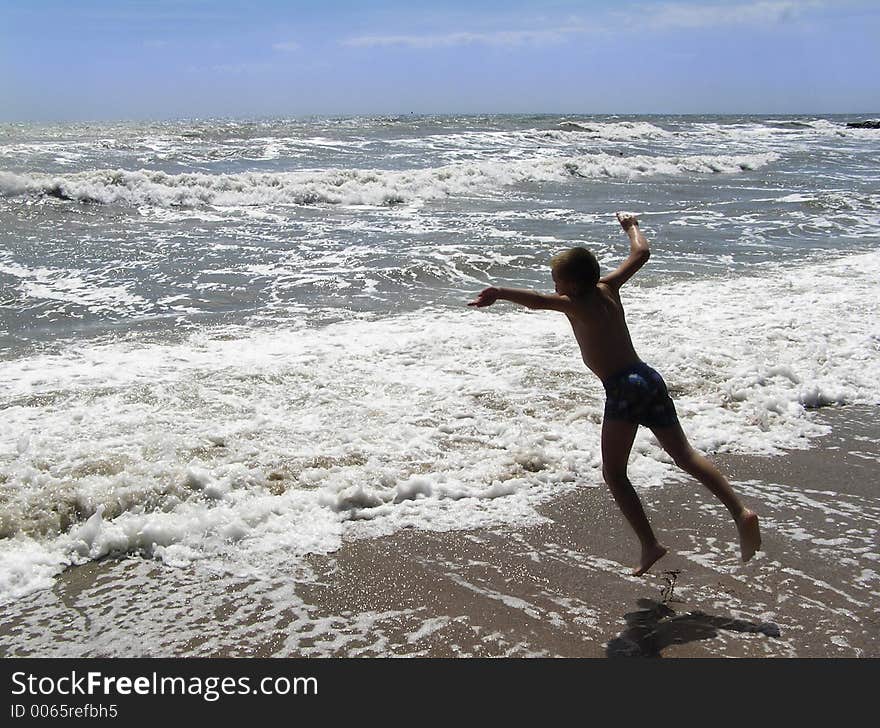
[550, 247, 600, 292]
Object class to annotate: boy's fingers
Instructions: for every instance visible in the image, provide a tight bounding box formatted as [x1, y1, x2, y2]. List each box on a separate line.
[467, 290, 495, 306]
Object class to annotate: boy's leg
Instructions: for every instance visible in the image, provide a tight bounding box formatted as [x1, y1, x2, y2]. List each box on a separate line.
[601, 418, 667, 575]
[649, 422, 761, 562]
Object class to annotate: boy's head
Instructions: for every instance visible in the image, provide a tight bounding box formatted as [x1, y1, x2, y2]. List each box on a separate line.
[550, 247, 599, 297]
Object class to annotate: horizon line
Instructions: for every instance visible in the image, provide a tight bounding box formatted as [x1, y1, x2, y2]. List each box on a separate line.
[2, 111, 879, 125]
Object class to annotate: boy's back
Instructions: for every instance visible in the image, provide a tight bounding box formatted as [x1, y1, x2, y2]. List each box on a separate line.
[562, 281, 641, 382]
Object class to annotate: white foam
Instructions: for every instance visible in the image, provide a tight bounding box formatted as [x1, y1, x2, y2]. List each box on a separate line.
[0, 250, 878, 601]
[0, 151, 780, 209]
[0, 262, 147, 314]
[555, 120, 671, 140]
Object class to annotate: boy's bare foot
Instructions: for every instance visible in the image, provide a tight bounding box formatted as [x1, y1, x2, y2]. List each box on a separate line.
[632, 542, 668, 576]
[616, 211, 639, 230]
[736, 510, 761, 562]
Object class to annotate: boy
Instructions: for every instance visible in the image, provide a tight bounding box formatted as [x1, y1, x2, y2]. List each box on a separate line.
[468, 212, 761, 576]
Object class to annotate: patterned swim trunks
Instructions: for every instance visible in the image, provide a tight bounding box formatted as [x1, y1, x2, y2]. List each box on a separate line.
[602, 361, 679, 428]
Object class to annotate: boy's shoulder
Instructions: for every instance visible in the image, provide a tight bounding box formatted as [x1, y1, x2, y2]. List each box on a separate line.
[575, 283, 619, 309]
[596, 281, 620, 298]
[566, 284, 621, 322]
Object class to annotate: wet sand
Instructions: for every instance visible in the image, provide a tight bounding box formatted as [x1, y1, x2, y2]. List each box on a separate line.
[2, 406, 877, 658]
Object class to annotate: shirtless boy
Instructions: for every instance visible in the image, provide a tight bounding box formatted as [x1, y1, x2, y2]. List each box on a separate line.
[468, 212, 761, 576]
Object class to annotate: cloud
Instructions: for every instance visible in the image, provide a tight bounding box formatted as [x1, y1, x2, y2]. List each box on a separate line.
[340, 1, 828, 51]
[341, 27, 586, 49]
[272, 41, 301, 52]
[635, 0, 821, 29]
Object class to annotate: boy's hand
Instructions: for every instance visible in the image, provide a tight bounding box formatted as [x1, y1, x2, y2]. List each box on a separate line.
[616, 211, 639, 231]
[468, 287, 500, 307]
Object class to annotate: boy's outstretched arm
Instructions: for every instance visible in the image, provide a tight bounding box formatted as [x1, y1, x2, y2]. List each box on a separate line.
[468, 286, 572, 312]
[600, 211, 651, 290]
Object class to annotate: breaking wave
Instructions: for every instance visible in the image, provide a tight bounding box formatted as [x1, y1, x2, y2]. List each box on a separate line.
[0, 152, 780, 208]
[555, 120, 671, 140]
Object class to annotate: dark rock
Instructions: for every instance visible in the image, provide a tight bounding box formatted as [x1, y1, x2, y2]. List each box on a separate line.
[846, 120, 880, 129]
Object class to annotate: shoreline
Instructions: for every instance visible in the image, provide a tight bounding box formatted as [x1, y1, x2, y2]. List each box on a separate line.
[1, 404, 877, 658]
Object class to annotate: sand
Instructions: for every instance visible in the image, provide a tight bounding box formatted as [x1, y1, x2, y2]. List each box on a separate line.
[1, 405, 877, 658]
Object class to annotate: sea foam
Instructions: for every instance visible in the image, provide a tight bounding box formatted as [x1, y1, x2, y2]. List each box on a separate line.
[0, 249, 877, 601]
[0, 151, 779, 208]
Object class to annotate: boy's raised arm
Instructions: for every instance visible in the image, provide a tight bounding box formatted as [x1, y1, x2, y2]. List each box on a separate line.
[600, 212, 650, 290]
[468, 286, 572, 312]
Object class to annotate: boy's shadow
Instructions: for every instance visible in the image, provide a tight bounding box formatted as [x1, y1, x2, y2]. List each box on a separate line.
[606, 598, 781, 658]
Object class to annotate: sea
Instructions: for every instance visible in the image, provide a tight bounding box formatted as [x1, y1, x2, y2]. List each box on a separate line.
[1, 114, 878, 606]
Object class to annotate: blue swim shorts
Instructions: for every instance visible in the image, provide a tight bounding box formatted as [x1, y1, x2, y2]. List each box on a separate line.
[602, 361, 679, 429]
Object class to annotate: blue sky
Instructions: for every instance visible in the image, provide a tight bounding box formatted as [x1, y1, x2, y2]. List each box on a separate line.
[2, 0, 878, 120]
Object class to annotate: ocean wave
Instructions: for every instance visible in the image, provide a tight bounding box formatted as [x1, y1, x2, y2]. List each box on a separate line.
[0, 151, 779, 208]
[0, 248, 877, 600]
[555, 120, 671, 140]
[762, 118, 849, 136]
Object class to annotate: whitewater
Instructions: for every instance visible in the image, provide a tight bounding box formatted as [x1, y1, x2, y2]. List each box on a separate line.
[1, 114, 878, 601]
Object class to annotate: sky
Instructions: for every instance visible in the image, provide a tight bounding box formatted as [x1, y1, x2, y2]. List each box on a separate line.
[1, 0, 878, 120]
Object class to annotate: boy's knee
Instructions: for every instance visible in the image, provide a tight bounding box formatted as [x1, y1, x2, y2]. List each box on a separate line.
[602, 463, 627, 485]
[671, 447, 698, 471]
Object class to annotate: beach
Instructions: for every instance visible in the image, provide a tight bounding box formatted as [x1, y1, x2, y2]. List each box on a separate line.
[2, 404, 876, 658]
[1, 115, 878, 657]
